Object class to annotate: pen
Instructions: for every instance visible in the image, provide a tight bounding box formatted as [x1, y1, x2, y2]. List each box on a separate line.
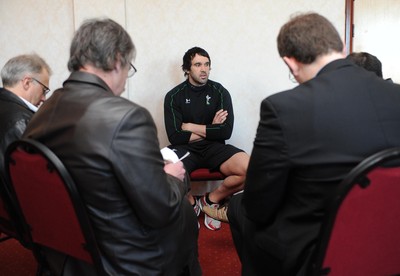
[179, 152, 190, 161]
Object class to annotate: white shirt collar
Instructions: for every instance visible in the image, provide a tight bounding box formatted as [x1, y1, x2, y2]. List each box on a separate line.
[18, 96, 38, 112]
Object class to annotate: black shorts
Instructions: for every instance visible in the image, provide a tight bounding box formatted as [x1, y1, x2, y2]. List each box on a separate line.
[168, 140, 244, 173]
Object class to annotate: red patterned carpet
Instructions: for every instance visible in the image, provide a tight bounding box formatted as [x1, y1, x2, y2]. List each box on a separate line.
[0, 236, 36, 276]
[0, 216, 240, 276]
[197, 214, 241, 276]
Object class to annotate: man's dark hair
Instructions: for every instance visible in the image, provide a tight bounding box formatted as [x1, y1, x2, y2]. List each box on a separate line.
[347, 52, 383, 78]
[182, 47, 211, 77]
[277, 13, 343, 64]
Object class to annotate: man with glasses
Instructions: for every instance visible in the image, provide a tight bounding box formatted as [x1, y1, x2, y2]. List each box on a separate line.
[0, 53, 51, 180]
[23, 18, 201, 275]
[204, 13, 400, 275]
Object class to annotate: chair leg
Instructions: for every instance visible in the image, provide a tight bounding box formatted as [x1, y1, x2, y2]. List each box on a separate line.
[33, 248, 54, 276]
[36, 262, 54, 276]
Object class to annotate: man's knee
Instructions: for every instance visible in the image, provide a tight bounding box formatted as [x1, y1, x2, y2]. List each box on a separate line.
[221, 152, 249, 176]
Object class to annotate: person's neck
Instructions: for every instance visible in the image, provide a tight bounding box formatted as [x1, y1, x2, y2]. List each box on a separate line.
[187, 78, 207, 88]
[4, 86, 37, 111]
[301, 51, 345, 81]
[79, 65, 116, 92]
[80, 65, 108, 81]
[5, 85, 30, 102]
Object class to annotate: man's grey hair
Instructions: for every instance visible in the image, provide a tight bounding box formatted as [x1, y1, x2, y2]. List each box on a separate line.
[68, 18, 135, 72]
[1, 54, 52, 87]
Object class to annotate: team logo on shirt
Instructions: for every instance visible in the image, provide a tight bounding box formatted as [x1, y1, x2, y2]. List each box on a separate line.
[185, 99, 191, 104]
[206, 95, 211, 105]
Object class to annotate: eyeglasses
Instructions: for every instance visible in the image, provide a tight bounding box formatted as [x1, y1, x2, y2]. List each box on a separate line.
[32, 77, 50, 95]
[288, 71, 297, 83]
[127, 63, 137, 78]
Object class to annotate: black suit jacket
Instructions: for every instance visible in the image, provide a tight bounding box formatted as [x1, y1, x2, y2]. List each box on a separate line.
[0, 88, 34, 237]
[0, 88, 33, 176]
[242, 59, 400, 275]
[23, 72, 199, 275]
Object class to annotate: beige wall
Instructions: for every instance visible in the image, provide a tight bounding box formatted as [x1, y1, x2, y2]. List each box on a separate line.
[0, 0, 345, 153]
[353, 0, 400, 82]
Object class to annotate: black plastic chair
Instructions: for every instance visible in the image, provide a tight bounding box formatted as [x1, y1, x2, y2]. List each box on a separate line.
[5, 138, 106, 275]
[311, 147, 400, 276]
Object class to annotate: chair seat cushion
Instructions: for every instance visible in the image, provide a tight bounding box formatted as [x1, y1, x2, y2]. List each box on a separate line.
[190, 168, 225, 181]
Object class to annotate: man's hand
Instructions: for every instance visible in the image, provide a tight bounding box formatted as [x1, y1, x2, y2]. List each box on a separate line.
[163, 161, 186, 182]
[212, 109, 228, 124]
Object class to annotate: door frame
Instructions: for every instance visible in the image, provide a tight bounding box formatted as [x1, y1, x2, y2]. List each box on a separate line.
[345, 0, 354, 54]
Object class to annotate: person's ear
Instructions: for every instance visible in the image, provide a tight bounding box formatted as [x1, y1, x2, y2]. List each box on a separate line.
[113, 54, 125, 73]
[114, 60, 122, 73]
[21, 76, 32, 91]
[283, 56, 299, 76]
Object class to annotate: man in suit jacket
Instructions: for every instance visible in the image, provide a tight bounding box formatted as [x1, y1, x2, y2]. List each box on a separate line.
[23, 18, 201, 276]
[0, 54, 51, 237]
[205, 12, 400, 275]
[0, 54, 51, 179]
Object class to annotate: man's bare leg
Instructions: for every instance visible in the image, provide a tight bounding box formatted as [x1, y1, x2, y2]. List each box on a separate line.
[208, 152, 249, 204]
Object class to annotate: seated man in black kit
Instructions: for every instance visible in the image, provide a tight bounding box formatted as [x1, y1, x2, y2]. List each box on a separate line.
[203, 12, 400, 275]
[164, 47, 249, 231]
[23, 18, 201, 276]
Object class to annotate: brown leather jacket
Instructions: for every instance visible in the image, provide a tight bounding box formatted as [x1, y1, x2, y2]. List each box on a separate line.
[23, 72, 200, 275]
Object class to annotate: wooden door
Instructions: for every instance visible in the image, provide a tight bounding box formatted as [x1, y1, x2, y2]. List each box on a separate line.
[351, 0, 400, 82]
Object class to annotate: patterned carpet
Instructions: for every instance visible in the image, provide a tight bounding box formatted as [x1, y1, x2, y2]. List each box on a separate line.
[0, 217, 240, 276]
[197, 214, 241, 276]
[0, 236, 36, 276]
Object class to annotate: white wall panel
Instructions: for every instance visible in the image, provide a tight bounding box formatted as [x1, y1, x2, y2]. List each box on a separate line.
[1, 0, 345, 153]
[127, 0, 345, 151]
[0, 0, 74, 92]
[73, 0, 126, 28]
[353, 0, 400, 82]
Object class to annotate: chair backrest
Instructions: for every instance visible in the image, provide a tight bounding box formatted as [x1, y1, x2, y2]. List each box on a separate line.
[0, 172, 32, 246]
[312, 147, 400, 276]
[4, 138, 105, 275]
